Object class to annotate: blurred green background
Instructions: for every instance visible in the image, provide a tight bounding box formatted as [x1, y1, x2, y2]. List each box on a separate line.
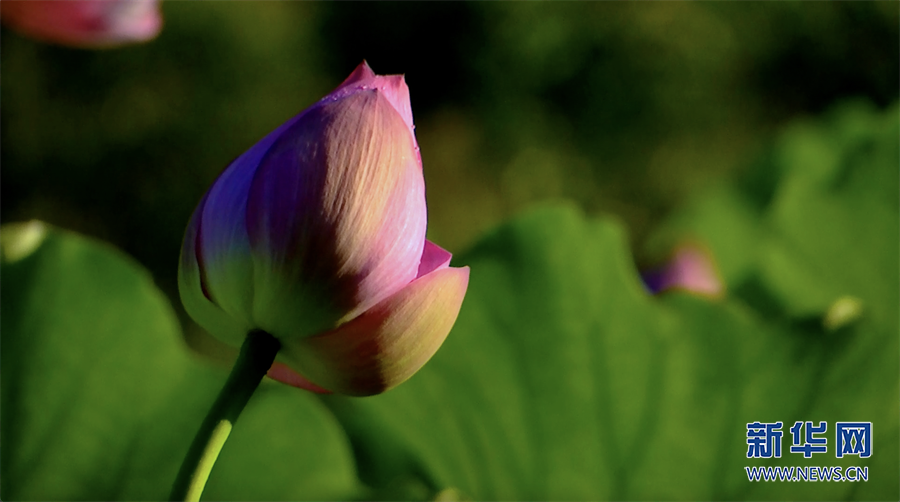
[3, 2, 897, 319]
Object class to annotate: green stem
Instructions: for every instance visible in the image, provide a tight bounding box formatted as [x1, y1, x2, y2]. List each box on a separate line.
[169, 330, 281, 502]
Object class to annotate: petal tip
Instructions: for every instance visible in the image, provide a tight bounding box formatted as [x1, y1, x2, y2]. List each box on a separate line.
[339, 60, 377, 88]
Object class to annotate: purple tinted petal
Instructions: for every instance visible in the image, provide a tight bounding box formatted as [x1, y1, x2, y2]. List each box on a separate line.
[640, 268, 667, 294]
[642, 244, 724, 298]
[178, 194, 248, 346]
[197, 113, 307, 328]
[246, 89, 426, 338]
[417, 239, 452, 278]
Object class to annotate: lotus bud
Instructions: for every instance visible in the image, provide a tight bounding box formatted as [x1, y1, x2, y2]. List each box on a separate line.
[642, 243, 723, 298]
[1, 0, 162, 48]
[179, 62, 469, 396]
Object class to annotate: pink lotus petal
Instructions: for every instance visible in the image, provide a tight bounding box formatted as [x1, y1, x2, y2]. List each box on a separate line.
[267, 362, 331, 394]
[417, 239, 453, 278]
[277, 265, 470, 396]
[643, 243, 724, 298]
[1, 0, 162, 48]
[336, 60, 377, 89]
[328, 61, 415, 136]
[245, 88, 426, 337]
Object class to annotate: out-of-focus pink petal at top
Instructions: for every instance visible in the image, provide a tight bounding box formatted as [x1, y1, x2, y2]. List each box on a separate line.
[1, 0, 162, 48]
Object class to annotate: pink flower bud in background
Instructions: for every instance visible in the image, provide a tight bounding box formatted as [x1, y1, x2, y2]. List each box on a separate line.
[0, 0, 162, 48]
[642, 243, 724, 298]
[179, 62, 470, 396]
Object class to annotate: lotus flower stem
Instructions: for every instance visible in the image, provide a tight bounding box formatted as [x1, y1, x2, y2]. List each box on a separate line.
[169, 330, 281, 501]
